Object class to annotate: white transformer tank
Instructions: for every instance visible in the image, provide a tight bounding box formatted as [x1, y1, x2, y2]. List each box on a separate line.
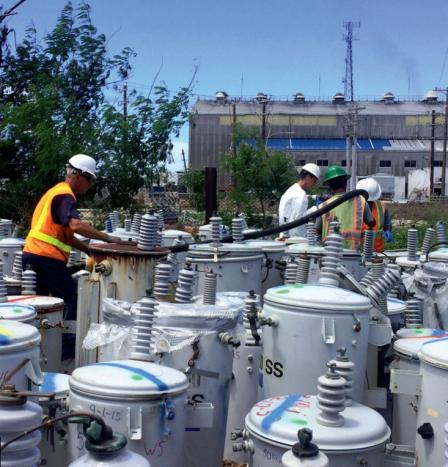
[285, 244, 366, 283]
[186, 242, 264, 296]
[8, 296, 65, 373]
[0, 237, 24, 276]
[36, 372, 70, 467]
[68, 360, 189, 467]
[0, 320, 42, 390]
[390, 333, 445, 446]
[415, 339, 448, 466]
[387, 297, 406, 331]
[69, 448, 151, 467]
[0, 390, 43, 467]
[244, 240, 287, 296]
[152, 299, 242, 467]
[161, 229, 194, 280]
[260, 284, 371, 401]
[428, 247, 448, 262]
[0, 303, 36, 323]
[240, 394, 390, 467]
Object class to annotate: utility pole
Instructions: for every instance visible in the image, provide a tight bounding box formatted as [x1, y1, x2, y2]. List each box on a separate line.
[123, 83, 128, 120]
[344, 104, 364, 189]
[261, 100, 267, 142]
[443, 88, 448, 196]
[181, 149, 187, 172]
[232, 101, 237, 157]
[430, 110, 436, 197]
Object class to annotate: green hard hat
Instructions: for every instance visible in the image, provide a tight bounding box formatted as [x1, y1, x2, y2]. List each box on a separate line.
[323, 165, 351, 185]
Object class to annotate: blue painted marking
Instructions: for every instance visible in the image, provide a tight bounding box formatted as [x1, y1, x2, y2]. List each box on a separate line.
[261, 395, 301, 432]
[92, 363, 168, 391]
[422, 336, 448, 347]
[432, 330, 446, 337]
[40, 372, 57, 393]
[0, 335, 11, 346]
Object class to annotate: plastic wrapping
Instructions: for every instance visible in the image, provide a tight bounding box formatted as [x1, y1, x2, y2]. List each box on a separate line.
[152, 299, 242, 353]
[82, 298, 137, 359]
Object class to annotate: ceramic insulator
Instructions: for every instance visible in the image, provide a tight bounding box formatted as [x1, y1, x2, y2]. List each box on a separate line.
[175, 263, 196, 303]
[405, 297, 422, 328]
[232, 216, 245, 243]
[157, 211, 165, 231]
[154, 262, 172, 300]
[316, 363, 346, 427]
[329, 220, 341, 234]
[210, 216, 222, 244]
[363, 229, 374, 262]
[21, 267, 37, 295]
[370, 260, 387, 313]
[110, 211, 119, 232]
[0, 261, 7, 302]
[387, 263, 401, 299]
[11, 251, 23, 281]
[105, 218, 113, 233]
[137, 213, 159, 250]
[203, 270, 217, 305]
[124, 217, 132, 232]
[437, 221, 448, 248]
[366, 267, 401, 309]
[319, 231, 343, 287]
[329, 348, 355, 407]
[307, 221, 317, 245]
[359, 269, 374, 288]
[296, 255, 311, 284]
[284, 258, 299, 285]
[130, 297, 158, 362]
[131, 213, 142, 233]
[407, 228, 418, 261]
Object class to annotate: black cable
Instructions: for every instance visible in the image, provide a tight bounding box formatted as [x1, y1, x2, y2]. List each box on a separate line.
[425, 241, 448, 262]
[169, 189, 368, 253]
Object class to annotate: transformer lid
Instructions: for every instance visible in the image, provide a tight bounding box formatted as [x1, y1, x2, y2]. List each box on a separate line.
[0, 303, 36, 322]
[245, 395, 390, 451]
[162, 229, 194, 241]
[394, 335, 442, 359]
[7, 295, 65, 313]
[419, 338, 448, 369]
[264, 284, 371, 312]
[428, 248, 448, 262]
[187, 242, 263, 256]
[386, 297, 406, 315]
[396, 328, 447, 339]
[0, 238, 25, 247]
[37, 372, 70, 399]
[70, 360, 189, 399]
[0, 319, 40, 353]
[244, 240, 287, 252]
[423, 261, 448, 278]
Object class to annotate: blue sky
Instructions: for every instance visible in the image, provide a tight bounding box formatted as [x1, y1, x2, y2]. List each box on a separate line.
[5, 0, 448, 169]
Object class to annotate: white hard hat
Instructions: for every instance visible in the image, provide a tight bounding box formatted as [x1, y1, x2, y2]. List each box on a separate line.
[301, 163, 320, 180]
[356, 177, 382, 201]
[68, 154, 97, 179]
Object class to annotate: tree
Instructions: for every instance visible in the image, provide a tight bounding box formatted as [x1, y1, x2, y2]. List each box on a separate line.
[222, 124, 297, 225]
[183, 168, 205, 211]
[0, 1, 193, 223]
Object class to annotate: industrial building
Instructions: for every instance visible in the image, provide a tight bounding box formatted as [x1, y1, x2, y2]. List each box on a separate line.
[189, 91, 447, 199]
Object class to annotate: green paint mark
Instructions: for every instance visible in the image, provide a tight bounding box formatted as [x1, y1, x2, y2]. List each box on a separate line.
[131, 374, 144, 381]
[13, 308, 23, 314]
[289, 418, 308, 426]
[415, 330, 423, 334]
[292, 284, 304, 288]
[276, 289, 290, 294]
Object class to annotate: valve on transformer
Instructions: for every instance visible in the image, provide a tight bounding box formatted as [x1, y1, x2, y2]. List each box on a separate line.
[218, 332, 240, 348]
[258, 314, 279, 327]
[94, 260, 113, 276]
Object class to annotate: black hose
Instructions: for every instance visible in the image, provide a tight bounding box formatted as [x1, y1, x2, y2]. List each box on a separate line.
[169, 189, 369, 253]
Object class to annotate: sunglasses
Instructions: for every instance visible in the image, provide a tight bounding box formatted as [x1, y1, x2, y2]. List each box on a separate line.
[81, 172, 95, 183]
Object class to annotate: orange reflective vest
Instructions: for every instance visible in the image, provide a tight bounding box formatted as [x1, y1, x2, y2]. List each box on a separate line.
[24, 182, 76, 263]
[362, 200, 385, 253]
[320, 194, 366, 250]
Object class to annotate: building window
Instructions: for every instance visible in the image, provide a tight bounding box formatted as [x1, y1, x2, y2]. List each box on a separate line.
[379, 160, 392, 168]
[299, 160, 306, 166]
[341, 160, 346, 166]
[316, 159, 328, 167]
[404, 160, 417, 168]
[434, 161, 443, 167]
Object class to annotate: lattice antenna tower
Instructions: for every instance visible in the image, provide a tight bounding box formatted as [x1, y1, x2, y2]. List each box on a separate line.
[342, 21, 360, 102]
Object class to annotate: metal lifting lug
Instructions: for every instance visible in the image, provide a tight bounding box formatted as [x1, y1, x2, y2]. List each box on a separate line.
[94, 260, 113, 276]
[259, 314, 279, 327]
[230, 428, 244, 440]
[352, 313, 362, 332]
[232, 439, 254, 454]
[218, 332, 240, 348]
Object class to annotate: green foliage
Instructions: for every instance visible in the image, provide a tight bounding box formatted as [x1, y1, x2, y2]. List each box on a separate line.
[182, 168, 205, 212]
[221, 124, 297, 224]
[0, 1, 193, 224]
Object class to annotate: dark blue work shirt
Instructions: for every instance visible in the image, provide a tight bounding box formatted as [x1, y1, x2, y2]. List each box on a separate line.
[51, 195, 80, 227]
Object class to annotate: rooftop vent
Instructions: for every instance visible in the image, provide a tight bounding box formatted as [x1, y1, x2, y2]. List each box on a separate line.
[333, 92, 346, 104]
[381, 92, 395, 104]
[215, 91, 228, 103]
[423, 90, 438, 104]
[293, 92, 305, 104]
[255, 92, 268, 103]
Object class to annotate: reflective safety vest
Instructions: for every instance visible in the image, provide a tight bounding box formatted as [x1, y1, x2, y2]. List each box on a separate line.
[363, 200, 385, 253]
[320, 194, 366, 250]
[24, 182, 76, 263]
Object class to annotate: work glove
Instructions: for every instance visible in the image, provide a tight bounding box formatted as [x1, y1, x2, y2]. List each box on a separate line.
[384, 231, 394, 243]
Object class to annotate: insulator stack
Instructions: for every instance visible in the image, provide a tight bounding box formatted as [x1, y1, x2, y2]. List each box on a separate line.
[124, 217, 132, 232]
[359, 269, 374, 288]
[307, 221, 317, 245]
[244, 290, 260, 345]
[363, 229, 374, 262]
[154, 262, 172, 300]
[407, 228, 418, 261]
[316, 363, 346, 427]
[370, 260, 387, 314]
[436, 221, 448, 248]
[366, 267, 401, 309]
[387, 263, 401, 299]
[296, 255, 311, 284]
[11, 251, 23, 281]
[284, 258, 299, 284]
[105, 218, 113, 233]
[130, 297, 158, 362]
[157, 211, 165, 231]
[131, 213, 142, 233]
[67, 249, 78, 267]
[137, 213, 159, 250]
[329, 220, 341, 234]
[175, 263, 197, 303]
[21, 267, 37, 295]
[319, 231, 343, 287]
[329, 348, 355, 407]
[405, 297, 422, 328]
[210, 215, 222, 244]
[0, 261, 7, 302]
[203, 270, 218, 305]
[232, 216, 245, 242]
[420, 227, 435, 258]
[110, 210, 119, 232]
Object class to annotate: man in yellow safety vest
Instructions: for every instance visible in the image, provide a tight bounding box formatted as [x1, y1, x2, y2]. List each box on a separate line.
[316, 166, 375, 250]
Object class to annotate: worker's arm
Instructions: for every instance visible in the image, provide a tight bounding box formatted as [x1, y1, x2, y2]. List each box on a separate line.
[383, 207, 392, 232]
[68, 218, 120, 243]
[71, 236, 90, 255]
[363, 202, 376, 229]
